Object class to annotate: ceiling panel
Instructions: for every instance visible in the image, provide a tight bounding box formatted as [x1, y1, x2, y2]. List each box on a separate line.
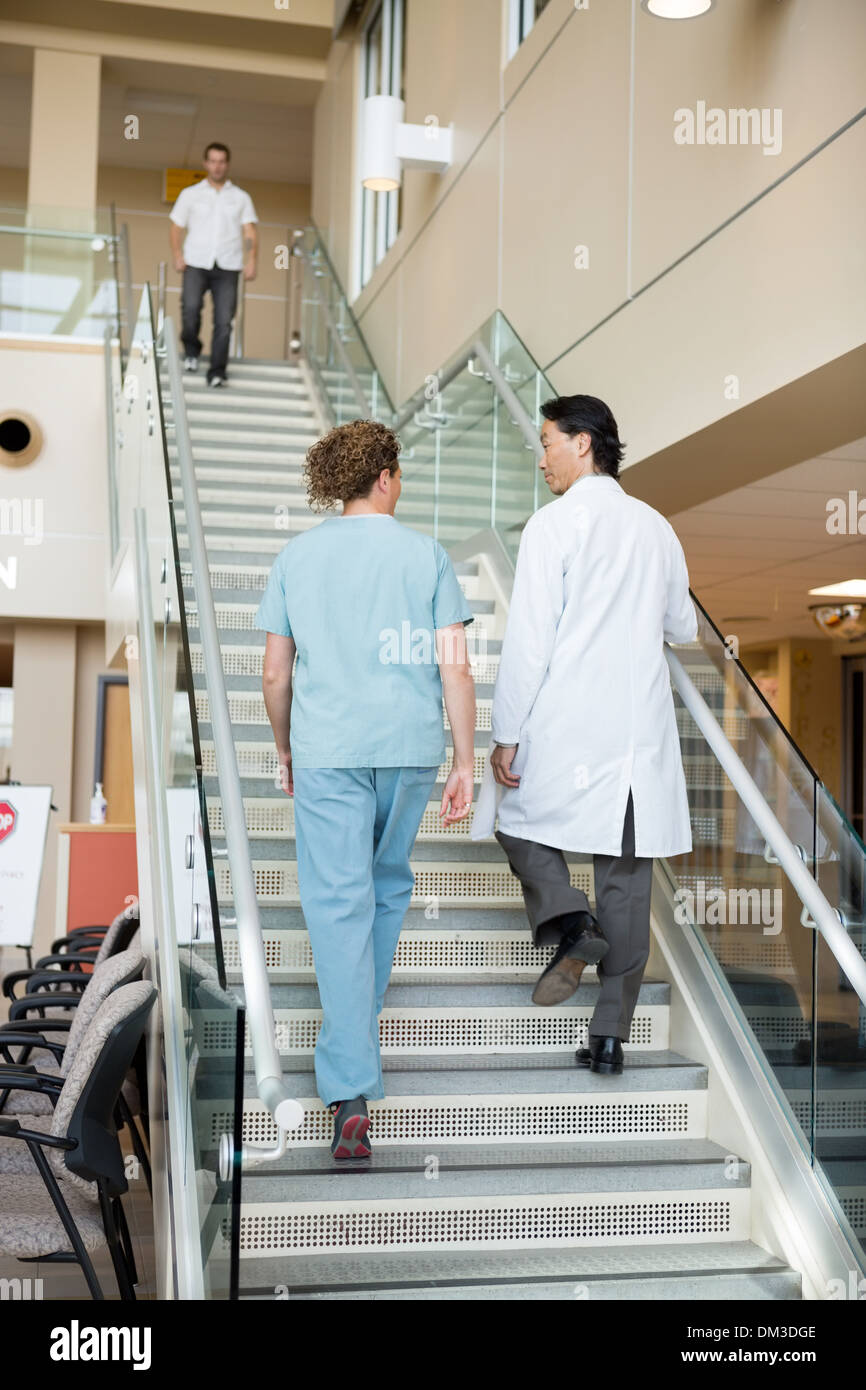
[672, 441, 866, 644]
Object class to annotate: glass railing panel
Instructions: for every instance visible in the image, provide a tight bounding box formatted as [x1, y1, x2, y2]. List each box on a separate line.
[399, 366, 497, 547]
[153, 304, 245, 1294]
[0, 206, 119, 339]
[814, 785, 866, 1256]
[119, 284, 242, 1297]
[297, 225, 392, 422]
[391, 311, 548, 561]
[663, 604, 823, 1148]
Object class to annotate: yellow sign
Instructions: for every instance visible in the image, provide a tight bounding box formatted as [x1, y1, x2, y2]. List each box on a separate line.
[164, 168, 206, 204]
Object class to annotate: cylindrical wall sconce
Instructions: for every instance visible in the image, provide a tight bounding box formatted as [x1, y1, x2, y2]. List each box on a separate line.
[361, 95, 454, 192]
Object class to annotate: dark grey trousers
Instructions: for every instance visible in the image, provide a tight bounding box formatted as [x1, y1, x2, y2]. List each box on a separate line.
[180, 263, 239, 378]
[495, 790, 654, 1042]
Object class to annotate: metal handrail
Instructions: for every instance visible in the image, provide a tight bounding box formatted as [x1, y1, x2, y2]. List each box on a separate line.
[393, 338, 543, 463]
[233, 269, 245, 359]
[0, 223, 119, 242]
[119, 223, 134, 365]
[156, 261, 167, 335]
[161, 319, 304, 1162]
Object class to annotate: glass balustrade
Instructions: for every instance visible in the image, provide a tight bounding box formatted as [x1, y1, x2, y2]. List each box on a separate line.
[0, 205, 120, 341]
[106, 285, 244, 1297]
[296, 226, 391, 424]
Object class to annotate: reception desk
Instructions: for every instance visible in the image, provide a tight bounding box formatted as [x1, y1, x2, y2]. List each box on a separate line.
[55, 823, 138, 938]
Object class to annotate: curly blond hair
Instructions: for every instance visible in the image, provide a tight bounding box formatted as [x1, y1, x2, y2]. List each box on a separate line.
[303, 419, 401, 511]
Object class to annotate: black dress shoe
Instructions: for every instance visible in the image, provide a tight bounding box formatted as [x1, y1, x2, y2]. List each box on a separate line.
[532, 930, 588, 1005]
[560, 910, 609, 966]
[533, 912, 609, 1006]
[575, 1035, 624, 1073]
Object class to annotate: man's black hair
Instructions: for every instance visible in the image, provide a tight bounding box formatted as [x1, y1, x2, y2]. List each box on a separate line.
[203, 142, 231, 161]
[540, 394, 625, 478]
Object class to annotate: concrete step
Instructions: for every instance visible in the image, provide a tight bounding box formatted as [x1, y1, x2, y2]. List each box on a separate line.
[212, 855, 592, 909]
[247, 905, 539, 932]
[170, 462, 540, 503]
[204, 794, 496, 846]
[241, 1137, 750, 1204]
[236, 1240, 801, 1300]
[221, 1050, 707, 1152]
[169, 359, 303, 381]
[171, 423, 319, 449]
[213, 927, 571, 982]
[228, 996, 670, 1058]
[193, 688, 494, 730]
[200, 747, 501, 786]
[237, 978, 671, 1013]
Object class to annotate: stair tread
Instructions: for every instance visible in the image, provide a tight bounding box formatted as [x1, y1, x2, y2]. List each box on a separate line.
[239, 1055, 705, 1098]
[235, 1135, 739, 1175]
[237, 1047, 692, 1079]
[241, 1147, 751, 1201]
[235, 978, 671, 1007]
[236, 1238, 795, 1290]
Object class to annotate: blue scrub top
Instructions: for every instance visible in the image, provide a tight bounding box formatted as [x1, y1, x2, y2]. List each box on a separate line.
[254, 514, 474, 768]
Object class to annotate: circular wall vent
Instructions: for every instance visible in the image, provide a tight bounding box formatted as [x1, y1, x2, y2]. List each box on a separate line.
[0, 412, 43, 468]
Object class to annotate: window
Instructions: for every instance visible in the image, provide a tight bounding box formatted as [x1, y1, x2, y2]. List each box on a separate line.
[359, 0, 405, 292]
[508, 0, 552, 58]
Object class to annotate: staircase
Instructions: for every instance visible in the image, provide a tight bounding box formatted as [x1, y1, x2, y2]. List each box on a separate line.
[164, 356, 804, 1300]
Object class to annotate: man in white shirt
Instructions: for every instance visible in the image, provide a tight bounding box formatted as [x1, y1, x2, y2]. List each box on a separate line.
[168, 142, 258, 386]
[470, 394, 698, 1075]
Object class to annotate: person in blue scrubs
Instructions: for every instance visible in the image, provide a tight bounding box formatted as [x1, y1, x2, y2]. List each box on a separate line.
[255, 419, 476, 1160]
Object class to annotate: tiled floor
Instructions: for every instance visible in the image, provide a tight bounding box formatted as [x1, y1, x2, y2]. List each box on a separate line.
[0, 1127, 157, 1301]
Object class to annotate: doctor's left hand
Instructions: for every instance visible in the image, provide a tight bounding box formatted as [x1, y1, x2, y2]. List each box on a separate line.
[491, 744, 520, 788]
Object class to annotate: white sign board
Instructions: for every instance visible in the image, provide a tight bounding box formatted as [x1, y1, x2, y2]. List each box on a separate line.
[0, 785, 53, 947]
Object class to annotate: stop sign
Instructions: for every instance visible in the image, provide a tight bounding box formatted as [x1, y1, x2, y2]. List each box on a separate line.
[0, 800, 17, 844]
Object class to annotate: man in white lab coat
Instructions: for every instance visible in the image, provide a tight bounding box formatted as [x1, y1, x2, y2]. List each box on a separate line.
[470, 395, 698, 1074]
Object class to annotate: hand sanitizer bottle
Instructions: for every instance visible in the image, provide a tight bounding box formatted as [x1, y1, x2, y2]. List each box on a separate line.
[90, 781, 107, 824]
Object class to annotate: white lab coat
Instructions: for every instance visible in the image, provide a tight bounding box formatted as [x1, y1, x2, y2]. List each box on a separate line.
[470, 472, 698, 857]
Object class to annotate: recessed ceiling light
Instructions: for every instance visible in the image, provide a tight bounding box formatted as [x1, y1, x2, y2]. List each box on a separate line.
[808, 579, 866, 600]
[640, 0, 715, 17]
[124, 90, 199, 118]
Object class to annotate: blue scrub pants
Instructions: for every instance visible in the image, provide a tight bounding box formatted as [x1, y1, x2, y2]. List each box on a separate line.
[292, 764, 440, 1107]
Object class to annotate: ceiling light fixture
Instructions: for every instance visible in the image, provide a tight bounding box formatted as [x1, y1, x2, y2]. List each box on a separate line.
[640, 0, 715, 18]
[809, 579, 866, 601]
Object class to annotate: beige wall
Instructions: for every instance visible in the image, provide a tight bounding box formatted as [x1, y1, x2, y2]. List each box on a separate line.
[0, 619, 122, 980]
[312, 0, 866, 475]
[8, 623, 76, 962]
[786, 637, 845, 801]
[0, 341, 108, 621]
[28, 49, 101, 216]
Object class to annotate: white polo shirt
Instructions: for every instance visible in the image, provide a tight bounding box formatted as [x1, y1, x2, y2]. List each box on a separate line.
[169, 178, 258, 271]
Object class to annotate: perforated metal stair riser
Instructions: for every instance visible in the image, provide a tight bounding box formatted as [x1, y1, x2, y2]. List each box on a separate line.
[166, 358, 805, 1301]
